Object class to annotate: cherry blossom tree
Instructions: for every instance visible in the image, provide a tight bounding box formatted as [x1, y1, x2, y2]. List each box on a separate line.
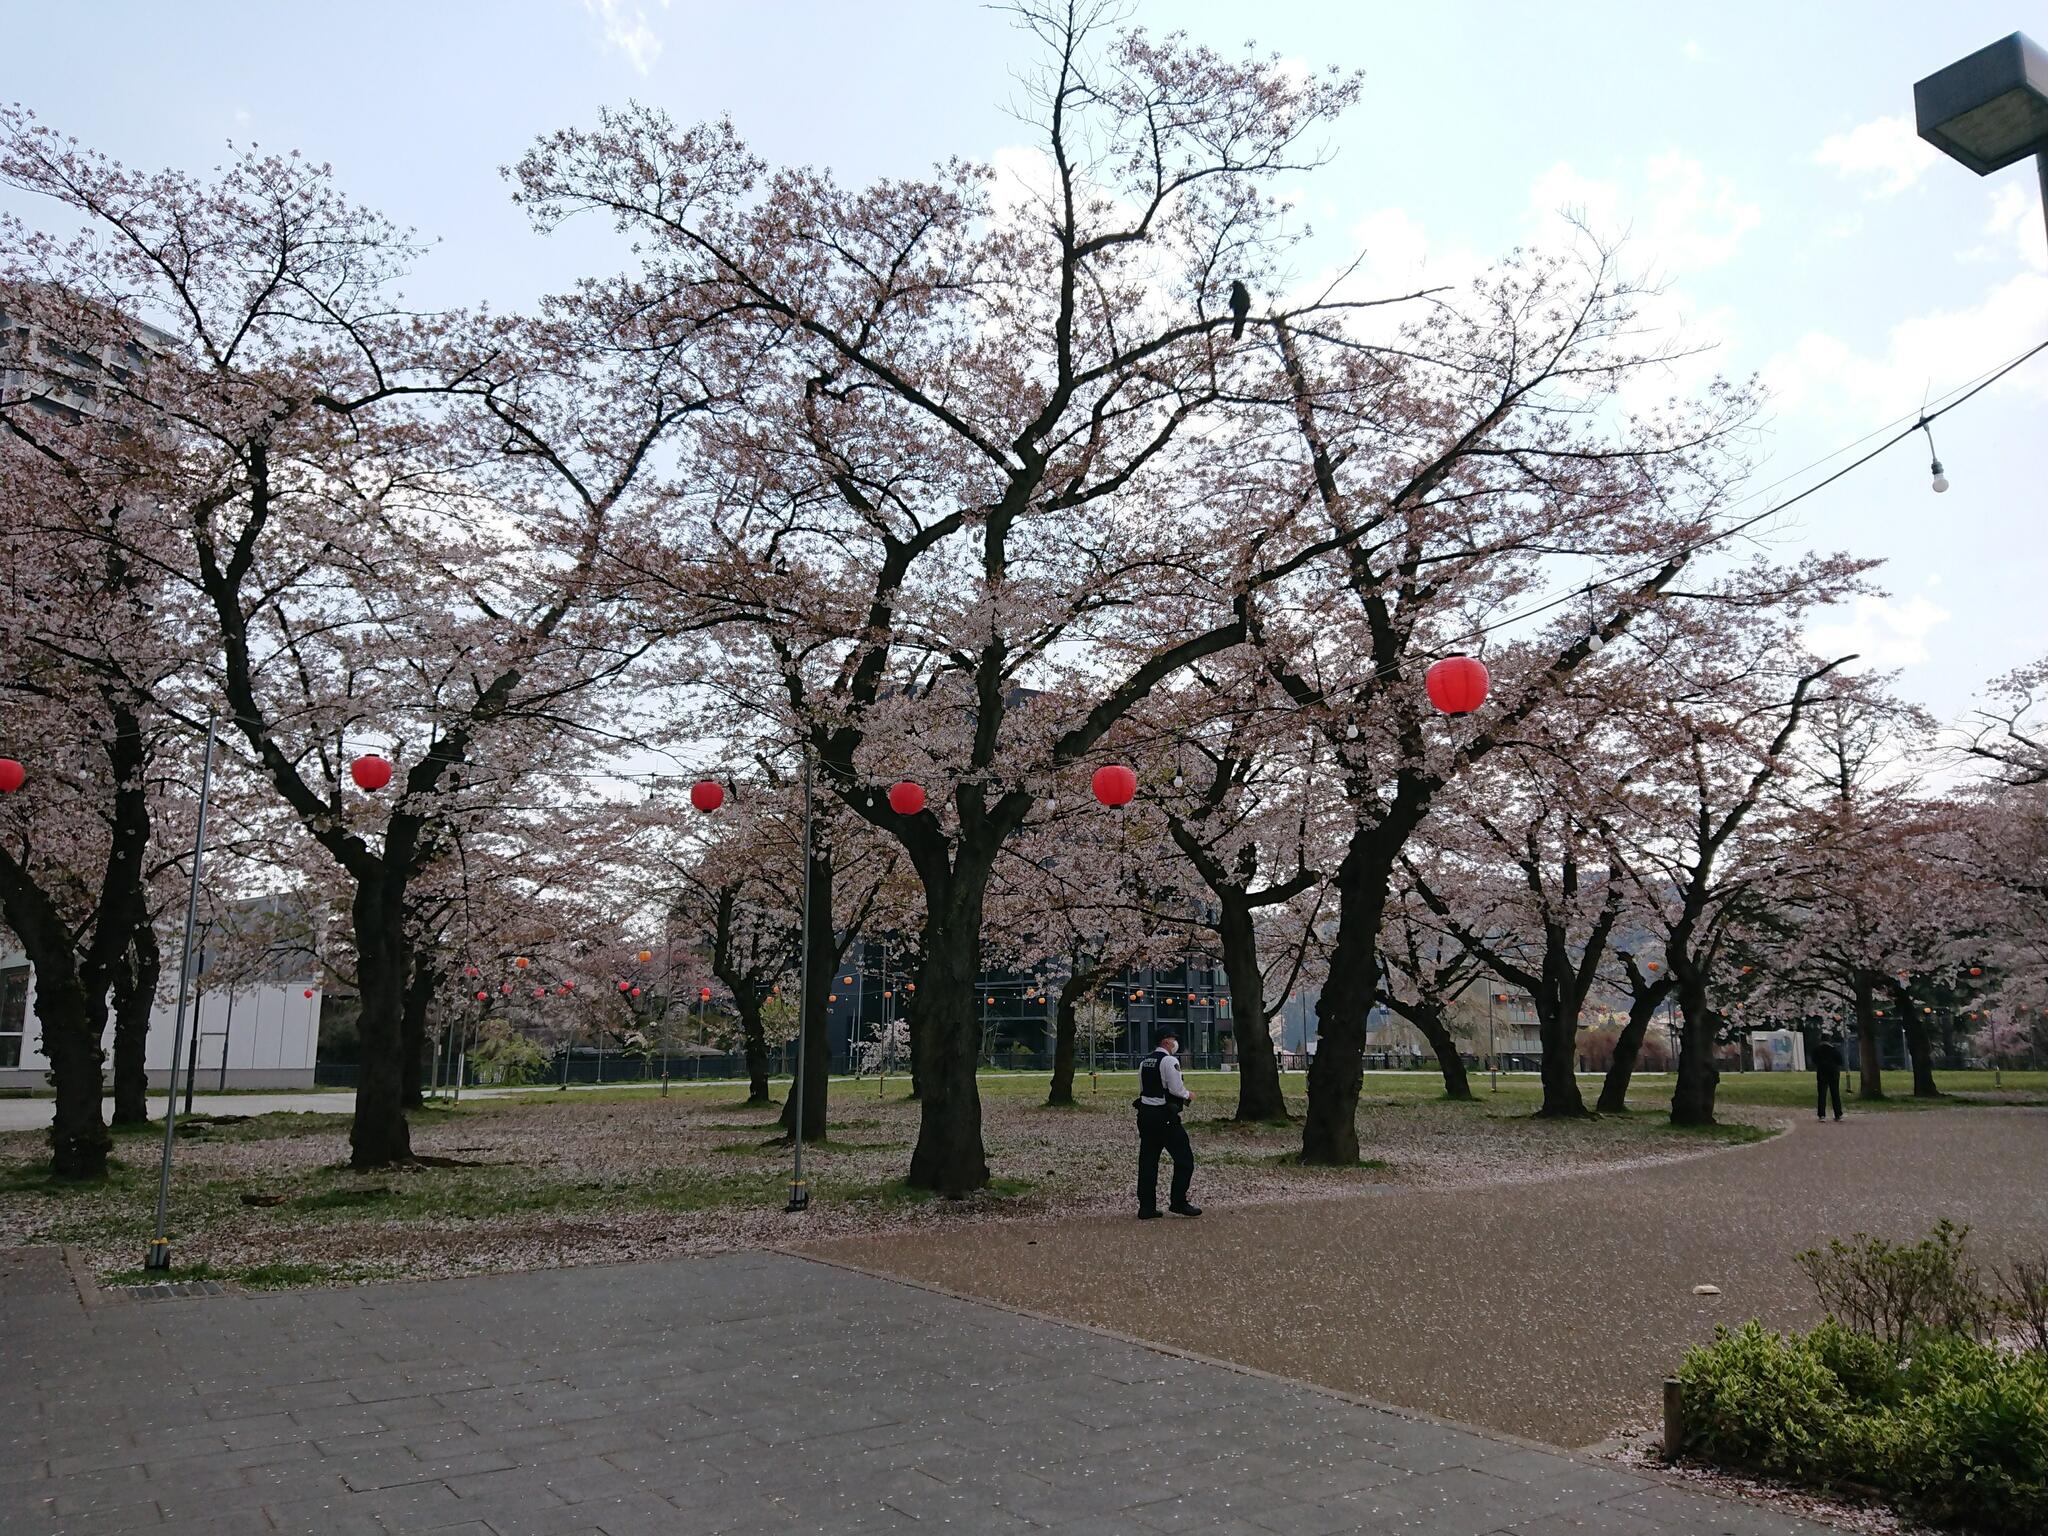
[516, 3, 1377, 1193]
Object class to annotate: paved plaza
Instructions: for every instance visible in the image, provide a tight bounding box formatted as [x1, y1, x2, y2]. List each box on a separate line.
[1, 1244, 1830, 1536]
[809, 1106, 2048, 1445]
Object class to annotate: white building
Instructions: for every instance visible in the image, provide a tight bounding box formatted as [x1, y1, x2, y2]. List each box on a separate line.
[0, 938, 324, 1091]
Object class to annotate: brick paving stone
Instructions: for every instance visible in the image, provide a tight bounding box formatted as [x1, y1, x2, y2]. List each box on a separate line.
[0, 1242, 1849, 1536]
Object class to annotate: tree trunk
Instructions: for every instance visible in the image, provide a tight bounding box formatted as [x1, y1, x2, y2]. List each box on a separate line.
[110, 924, 159, 1126]
[348, 877, 414, 1168]
[1045, 965, 1089, 1107]
[0, 877, 110, 1176]
[1596, 987, 1667, 1113]
[1853, 970, 1885, 1100]
[1410, 1005, 1474, 1101]
[399, 954, 435, 1110]
[1532, 940, 1591, 1118]
[1217, 899, 1287, 1121]
[736, 996, 771, 1105]
[1668, 969, 1719, 1126]
[1299, 842, 1390, 1165]
[905, 875, 991, 1195]
[1892, 983, 1942, 1098]
[778, 846, 832, 1142]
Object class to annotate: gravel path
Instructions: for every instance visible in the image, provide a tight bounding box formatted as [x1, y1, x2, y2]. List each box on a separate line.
[799, 1105, 2048, 1448]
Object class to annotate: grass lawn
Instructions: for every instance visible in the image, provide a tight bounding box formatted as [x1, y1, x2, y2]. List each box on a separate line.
[2, 1064, 2034, 1291]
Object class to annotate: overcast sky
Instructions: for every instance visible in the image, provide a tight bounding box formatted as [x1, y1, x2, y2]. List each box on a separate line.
[7, 1, 2043, 725]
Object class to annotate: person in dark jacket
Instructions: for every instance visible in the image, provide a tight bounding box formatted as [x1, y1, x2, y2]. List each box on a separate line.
[1813, 1034, 1845, 1121]
[1135, 1029, 1200, 1218]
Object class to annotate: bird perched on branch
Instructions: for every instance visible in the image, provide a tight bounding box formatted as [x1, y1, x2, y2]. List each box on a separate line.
[1228, 280, 1250, 340]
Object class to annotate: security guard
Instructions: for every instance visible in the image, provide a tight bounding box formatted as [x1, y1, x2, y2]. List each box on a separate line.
[1135, 1028, 1200, 1218]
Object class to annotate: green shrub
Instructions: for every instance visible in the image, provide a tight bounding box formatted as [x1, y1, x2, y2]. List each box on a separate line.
[1677, 1317, 2048, 1533]
[1795, 1220, 1992, 1354]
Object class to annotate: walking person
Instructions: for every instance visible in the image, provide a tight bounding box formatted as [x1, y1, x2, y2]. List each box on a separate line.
[1135, 1028, 1200, 1218]
[1813, 1033, 1845, 1121]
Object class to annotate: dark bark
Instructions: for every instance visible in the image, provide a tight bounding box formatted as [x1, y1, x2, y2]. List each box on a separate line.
[904, 865, 993, 1195]
[1299, 837, 1394, 1165]
[1853, 970, 1886, 1100]
[399, 952, 437, 1110]
[1386, 998, 1472, 1101]
[1216, 899, 1288, 1121]
[1668, 960, 1719, 1126]
[1596, 966, 1673, 1113]
[110, 923, 159, 1125]
[777, 844, 832, 1143]
[736, 995, 772, 1104]
[0, 875, 109, 1176]
[348, 877, 413, 1168]
[1045, 959, 1107, 1107]
[1888, 980, 1942, 1098]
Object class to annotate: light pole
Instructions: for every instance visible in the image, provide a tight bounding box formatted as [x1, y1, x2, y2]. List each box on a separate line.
[146, 717, 218, 1273]
[1915, 34, 2048, 257]
[1488, 992, 1502, 1093]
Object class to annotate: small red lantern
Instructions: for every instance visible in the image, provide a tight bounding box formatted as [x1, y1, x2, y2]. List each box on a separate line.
[1091, 764, 1137, 807]
[563, 981, 574, 991]
[699, 987, 712, 1001]
[887, 780, 926, 816]
[350, 754, 394, 791]
[533, 987, 546, 999]
[631, 986, 642, 998]
[689, 779, 725, 813]
[1969, 966, 1982, 977]
[515, 956, 530, 970]
[1647, 961, 1660, 973]
[0, 758, 24, 793]
[303, 988, 314, 999]
[465, 965, 478, 978]
[475, 990, 488, 1002]
[618, 980, 631, 992]
[904, 982, 914, 993]
[636, 949, 652, 964]
[1424, 656, 1490, 715]
[500, 983, 512, 994]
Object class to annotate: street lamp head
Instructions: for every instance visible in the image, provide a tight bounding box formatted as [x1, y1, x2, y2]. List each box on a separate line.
[1914, 33, 2048, 175]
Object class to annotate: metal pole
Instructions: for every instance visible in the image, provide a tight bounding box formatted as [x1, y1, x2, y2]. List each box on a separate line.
[183, 986, 201, 1116]
[786, 746, 813, 1212]
[146, 716, 217, 1272]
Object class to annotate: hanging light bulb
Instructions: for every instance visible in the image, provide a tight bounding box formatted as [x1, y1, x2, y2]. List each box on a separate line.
[1344, 722, 1358, 741]
[1920, 418, 1949, 494]
[1171, 772, 1184, 789]
[1586, 631, 1605, 653]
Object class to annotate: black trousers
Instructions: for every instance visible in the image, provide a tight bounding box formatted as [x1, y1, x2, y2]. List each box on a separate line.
[1817, 1073, 1842, 1118]
[1137, 1105, 1193, 1212]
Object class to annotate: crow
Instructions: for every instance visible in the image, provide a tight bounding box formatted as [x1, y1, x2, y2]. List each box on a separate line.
[1228, 280, 1251, 340]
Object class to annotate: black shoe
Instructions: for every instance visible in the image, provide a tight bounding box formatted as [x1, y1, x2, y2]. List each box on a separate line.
[1138, 1210, 1163, 1220]
[1834, 1114, 1843, 1121]
[1169, 1203, 1202, 1217]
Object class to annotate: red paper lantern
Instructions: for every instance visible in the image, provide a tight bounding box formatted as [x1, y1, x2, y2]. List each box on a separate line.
[515, 956, 530, 970]
[563, 981, 574, 991]
[500, 983, 512, 994]
[689, 779, 725, 813]
[303, 988, 314, 999]
[636, 949, 652, 964]
[1647, 962, 1660, 973]
[887, 780, 926, 816]
[618, 980, 632, 992]
[475, 990, 488, 1002]
[631, 986, 642, 998]
[465, 965, 478, 978]
[1424, 656, 1490, 715]
[350, 754, 394, 791]
[1969, 966, 1982, 977]
[1091, 764, 1137, 807]
[699, 987, 712, 1001]
[0, 758, 24, 793]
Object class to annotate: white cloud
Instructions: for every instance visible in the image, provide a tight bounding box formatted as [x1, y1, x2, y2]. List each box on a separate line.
[1986, 181, 2048, 271]
[1683, 39, 1706, 64]
[1808, 593, 1951, 669]
[1813, 115, 1937, 199]
[582, 0, 665, 75]
[1530, 151, 1760, 274]
[1763, 270, 2048, 419]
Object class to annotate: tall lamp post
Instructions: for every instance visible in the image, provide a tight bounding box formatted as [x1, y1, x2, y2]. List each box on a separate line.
[1915, 34, 2048, 255]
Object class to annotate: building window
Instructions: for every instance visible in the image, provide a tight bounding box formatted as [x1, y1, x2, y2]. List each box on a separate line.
[0, 966, 27, 1068]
